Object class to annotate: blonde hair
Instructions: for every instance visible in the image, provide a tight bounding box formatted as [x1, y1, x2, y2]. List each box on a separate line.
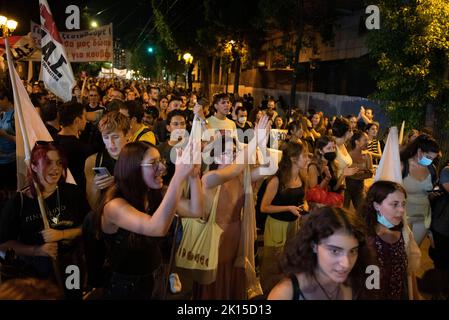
[98, 110, 130, 135]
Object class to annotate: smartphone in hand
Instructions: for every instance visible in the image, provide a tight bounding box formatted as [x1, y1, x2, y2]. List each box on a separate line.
[93, 167, 111, 177]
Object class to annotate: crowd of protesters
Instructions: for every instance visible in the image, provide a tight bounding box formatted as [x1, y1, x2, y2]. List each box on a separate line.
[0, 76, 448, 300]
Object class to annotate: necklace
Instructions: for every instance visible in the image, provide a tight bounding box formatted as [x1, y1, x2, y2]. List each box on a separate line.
[313, 273, 340, 300]
[44, 186, 62, 226]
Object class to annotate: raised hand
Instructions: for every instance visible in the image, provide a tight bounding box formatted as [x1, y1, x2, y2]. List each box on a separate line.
[174, 145, 195, 179]
[193, 103, 205, 120]
[255, 115, 270, 147]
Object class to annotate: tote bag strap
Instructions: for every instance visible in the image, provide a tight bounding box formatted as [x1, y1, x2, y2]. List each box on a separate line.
[207, 185, 221, 224]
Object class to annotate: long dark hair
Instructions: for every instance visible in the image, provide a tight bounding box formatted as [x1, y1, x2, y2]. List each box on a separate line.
[331, 117, 350, 138]
[281, 206, 370, 285]
[358, 180, 407, 236]
[400, 133, 439, 162]
[275, 140, 306, 191]
[349, 130, 366, 150]
[95, 141, 163, 235]
[312, 135, 337, 174]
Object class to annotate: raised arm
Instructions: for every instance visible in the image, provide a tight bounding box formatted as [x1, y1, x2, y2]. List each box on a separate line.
[103, 156, 193, 237]
[203, 115, 270, 189]
[176, 165, 203, 218]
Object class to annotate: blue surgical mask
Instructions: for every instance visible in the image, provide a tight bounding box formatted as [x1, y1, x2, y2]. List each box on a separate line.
[377, 211, 395, 229]
[418, 154, 433, 167]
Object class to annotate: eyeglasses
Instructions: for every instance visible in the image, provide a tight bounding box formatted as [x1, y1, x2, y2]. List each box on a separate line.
[140, 158, 167, 172]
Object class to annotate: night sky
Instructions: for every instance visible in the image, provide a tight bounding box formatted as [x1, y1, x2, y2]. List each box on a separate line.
[0, 0, 204, 49]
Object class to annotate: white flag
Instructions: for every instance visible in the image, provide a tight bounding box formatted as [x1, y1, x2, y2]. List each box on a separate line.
[39, 0, 75, 102]
[374, 126, 402, 184]
[4, 39, 75, 189]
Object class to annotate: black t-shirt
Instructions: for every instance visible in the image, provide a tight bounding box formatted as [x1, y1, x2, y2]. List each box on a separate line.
[45, 124, 60, 140]
[55, 134, 95, 194]
[154, 119, 168, 144]
[0, 183, 90, 247]
[79, 122, 105, 155]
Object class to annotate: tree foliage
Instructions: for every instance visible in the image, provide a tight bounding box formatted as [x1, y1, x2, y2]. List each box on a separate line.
[367, 0, 449, 129]
[151, 0, 179, 52]
[258, 0, 337, 108]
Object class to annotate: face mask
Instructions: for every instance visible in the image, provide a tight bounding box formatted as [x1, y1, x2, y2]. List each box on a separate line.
[238, 117, 247, 124]
[323, 151, 337, 162]
[376, 211, 395, 229]
[418, 154, 433, 166]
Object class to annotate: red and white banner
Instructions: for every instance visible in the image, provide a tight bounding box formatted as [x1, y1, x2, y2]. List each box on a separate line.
[0, 34, 39, 61]
[39, 0, 75, 102]
[31, 20, 113, 63]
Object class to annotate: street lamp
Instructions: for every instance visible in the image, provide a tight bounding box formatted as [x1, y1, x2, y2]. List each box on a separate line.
[90, 20, 98, 28]
[183, 52, 193, 64]
[0, 14, 18, 105]
[0, 15, 18, 37]
[183, 52, 193, 91]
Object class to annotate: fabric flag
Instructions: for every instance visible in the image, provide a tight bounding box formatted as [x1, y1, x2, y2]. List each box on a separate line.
[374, 126, 402, 184]
[0, 33, 39, 61]
[4, 39, 75, 189]
[39, 0, 75, 102]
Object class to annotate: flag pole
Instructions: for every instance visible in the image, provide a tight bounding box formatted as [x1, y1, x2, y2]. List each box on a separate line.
[5, 37, 65, 294]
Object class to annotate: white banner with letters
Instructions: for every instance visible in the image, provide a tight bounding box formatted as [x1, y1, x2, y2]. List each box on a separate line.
[31, 20, 113, 62]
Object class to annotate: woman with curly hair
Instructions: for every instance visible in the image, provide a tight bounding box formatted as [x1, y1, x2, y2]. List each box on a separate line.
[268, 206, 370, 300]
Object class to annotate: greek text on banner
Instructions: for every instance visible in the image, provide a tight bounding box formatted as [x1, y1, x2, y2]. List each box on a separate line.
[31, 21, 113, 63]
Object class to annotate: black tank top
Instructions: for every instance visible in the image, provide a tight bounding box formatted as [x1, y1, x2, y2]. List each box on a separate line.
[270, 185, 305, 222]
[104, 228, 162, 275]
[95, 148, 116, 175]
